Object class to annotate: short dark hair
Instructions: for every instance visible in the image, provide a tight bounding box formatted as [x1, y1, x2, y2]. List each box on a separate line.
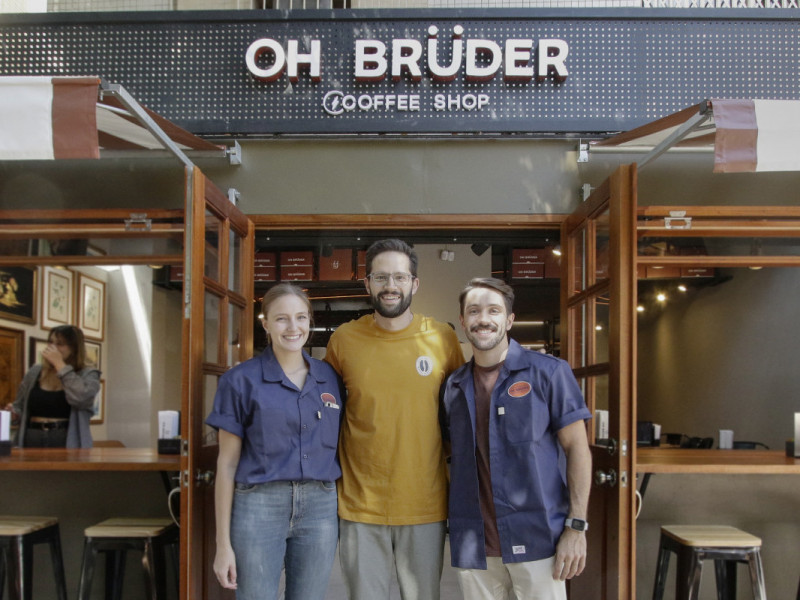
[365, 239, 418, 277]
[459, 277, 515, 316]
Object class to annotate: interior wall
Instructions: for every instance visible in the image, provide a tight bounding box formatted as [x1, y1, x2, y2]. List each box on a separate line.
[412, 244, 492, 359]
[106, 265, 182, 447]
[638, 267, 800, 449]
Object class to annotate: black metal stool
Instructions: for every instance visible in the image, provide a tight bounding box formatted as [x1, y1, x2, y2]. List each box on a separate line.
[652, 524, 766, 600]
[77, 517, 178, 600]
[0, 516, 68, 600]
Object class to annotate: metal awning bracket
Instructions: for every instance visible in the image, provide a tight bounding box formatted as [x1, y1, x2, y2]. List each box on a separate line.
[228, 141, 243, 165]
[638, 110, 714, 170]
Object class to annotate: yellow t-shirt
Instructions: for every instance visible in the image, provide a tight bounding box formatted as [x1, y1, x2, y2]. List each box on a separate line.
[326, 313, 464, 525]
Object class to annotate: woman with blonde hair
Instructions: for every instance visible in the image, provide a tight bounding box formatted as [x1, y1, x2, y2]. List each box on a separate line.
[207, 283, 345, 600]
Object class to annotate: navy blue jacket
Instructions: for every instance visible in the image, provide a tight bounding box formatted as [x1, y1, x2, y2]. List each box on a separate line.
[442, 340, 591, 569]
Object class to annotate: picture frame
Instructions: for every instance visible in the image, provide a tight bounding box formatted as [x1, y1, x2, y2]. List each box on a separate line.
[76, 273, 105, 341]
[91, 379, 105, 425]
[84, 340, 102, 371]
[0, 326, 24, 410]
[41, 267, 73, 330]
[0, 266, 37, 324]
[28, 337, 48, 369]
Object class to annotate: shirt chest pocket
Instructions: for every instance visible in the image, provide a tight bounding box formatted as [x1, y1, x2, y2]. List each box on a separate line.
[320, 402, 341, 449]
[499, 396, 549, 444]
[255, 407, 291, 456]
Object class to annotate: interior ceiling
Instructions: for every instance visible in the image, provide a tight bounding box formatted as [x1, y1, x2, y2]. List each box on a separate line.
[254, 228, 560, 251]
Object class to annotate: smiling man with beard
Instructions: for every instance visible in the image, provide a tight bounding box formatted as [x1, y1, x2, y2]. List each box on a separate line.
[442, 277, 592, 600]
[325, 239, 464, 600]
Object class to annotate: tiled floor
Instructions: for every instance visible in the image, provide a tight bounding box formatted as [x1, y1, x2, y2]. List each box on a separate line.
[323, 538, 463, 600]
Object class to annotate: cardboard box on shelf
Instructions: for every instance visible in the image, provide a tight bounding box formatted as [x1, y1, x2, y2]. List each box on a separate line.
[681, 267, 715, 278]
[511, 263, 544, 279]
[356, 250, 366, 280]
[512, 248, 547, 264]
[646, 266, 681, 279]
[254, 266, 277, 282]
[280, 266, 313, 281]
[319, 249, 354, 281]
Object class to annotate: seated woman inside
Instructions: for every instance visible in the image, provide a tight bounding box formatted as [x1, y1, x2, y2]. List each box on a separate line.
[4, 325, 101, 448]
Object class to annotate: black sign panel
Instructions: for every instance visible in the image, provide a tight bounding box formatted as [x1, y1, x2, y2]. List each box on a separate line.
[1, 9, 799, 136]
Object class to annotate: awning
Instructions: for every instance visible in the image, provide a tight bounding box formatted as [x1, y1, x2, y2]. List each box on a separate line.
[592, 99, 800, 173]
[0, 76, 230, 163]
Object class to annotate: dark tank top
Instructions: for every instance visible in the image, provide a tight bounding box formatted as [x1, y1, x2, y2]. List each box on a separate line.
[28, 381, 70, 419]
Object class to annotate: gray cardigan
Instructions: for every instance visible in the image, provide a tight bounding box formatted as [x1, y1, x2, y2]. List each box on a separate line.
[13, 363, 101, 448]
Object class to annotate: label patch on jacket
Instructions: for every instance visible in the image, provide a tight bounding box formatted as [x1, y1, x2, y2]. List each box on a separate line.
[416, 356, 434, 376]
[512, 545, 526, 554]
[507, 381, 532, 398]
[321, 392, 338, 406]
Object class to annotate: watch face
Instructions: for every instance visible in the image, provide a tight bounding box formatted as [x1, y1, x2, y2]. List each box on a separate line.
[568, 519, 587, 531]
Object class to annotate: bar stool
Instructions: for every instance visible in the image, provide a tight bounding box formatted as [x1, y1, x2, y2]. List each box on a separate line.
[0, 516, 68, 600]
[77, 517, 178, 600]
[652, 524, 766, 600]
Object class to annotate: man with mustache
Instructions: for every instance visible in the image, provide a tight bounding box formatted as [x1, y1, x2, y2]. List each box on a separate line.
[325, 239, 464, 600]
[442, 277, 592, 600]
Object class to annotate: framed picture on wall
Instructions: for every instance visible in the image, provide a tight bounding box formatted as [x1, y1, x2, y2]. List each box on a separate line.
[41, 267, 73, 330]
[0, 266, 37, 324]
[76, 273, 105, 341]
[91, 379, 105, 425]
[28, 337, 49, 369]
[84, 340, 101, 371]
[0, 326, 24, 410]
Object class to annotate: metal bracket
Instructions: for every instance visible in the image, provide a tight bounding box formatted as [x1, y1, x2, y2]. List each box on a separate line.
[581, 183, 594, 202]
[125, 213, 152, 232]
[665, 210, 692, 230]
[228, 188, 241, 205]
[577, 142, 589, 163]
[227, 140, 243, 165]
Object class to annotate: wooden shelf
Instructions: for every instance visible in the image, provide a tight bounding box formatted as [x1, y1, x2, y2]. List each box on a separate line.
[637, 448, 800, 475]
[0, 447, 181, 472]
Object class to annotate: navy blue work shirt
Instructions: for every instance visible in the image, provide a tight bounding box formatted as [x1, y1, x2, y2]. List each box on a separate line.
[206, 347, 345, 484]
[442, 339, 591, 569]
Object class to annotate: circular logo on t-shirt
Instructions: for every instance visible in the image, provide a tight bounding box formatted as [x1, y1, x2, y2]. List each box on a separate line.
[416, 356, 434, 376]
[321, 392, 337, 405]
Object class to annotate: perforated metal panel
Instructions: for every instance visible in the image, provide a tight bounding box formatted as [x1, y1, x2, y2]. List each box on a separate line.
[2, 10, 799, 135]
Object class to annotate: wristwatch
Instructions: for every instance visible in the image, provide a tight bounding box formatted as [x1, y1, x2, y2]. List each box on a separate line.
[564, 518, 589, 532]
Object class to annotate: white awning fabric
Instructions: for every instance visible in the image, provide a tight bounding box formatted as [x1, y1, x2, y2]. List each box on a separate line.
[592, 99, 800, 173]
[0, 75, 222, 161]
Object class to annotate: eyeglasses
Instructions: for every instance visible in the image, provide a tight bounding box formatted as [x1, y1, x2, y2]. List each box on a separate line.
[367, 272, 414, 286]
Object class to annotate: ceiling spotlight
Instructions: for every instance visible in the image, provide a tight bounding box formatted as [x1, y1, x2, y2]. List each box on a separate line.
[656, 292, 667, 303]
[551, 245, 562, 257]
[636, 305, 645, 313]
[471, 242, 490, 256]
[677, 284, 687, 292]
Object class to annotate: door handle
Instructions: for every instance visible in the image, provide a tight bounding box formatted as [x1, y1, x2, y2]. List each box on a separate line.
[594, 468, 617, 487]
[195, 469, 215, 485]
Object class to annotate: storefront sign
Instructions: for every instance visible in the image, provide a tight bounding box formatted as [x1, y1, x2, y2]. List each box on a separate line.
[2, 11, 799, 136]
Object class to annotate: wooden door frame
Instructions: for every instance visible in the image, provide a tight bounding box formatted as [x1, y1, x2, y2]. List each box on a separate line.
[560, 165, 637, 599]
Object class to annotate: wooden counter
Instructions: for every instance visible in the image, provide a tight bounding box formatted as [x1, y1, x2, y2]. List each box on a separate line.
[0, 447, 181, 471]
[637, 448, 800, 474]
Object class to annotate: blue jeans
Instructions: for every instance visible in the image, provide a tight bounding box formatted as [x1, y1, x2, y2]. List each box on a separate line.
[230, 480, 338, 600]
